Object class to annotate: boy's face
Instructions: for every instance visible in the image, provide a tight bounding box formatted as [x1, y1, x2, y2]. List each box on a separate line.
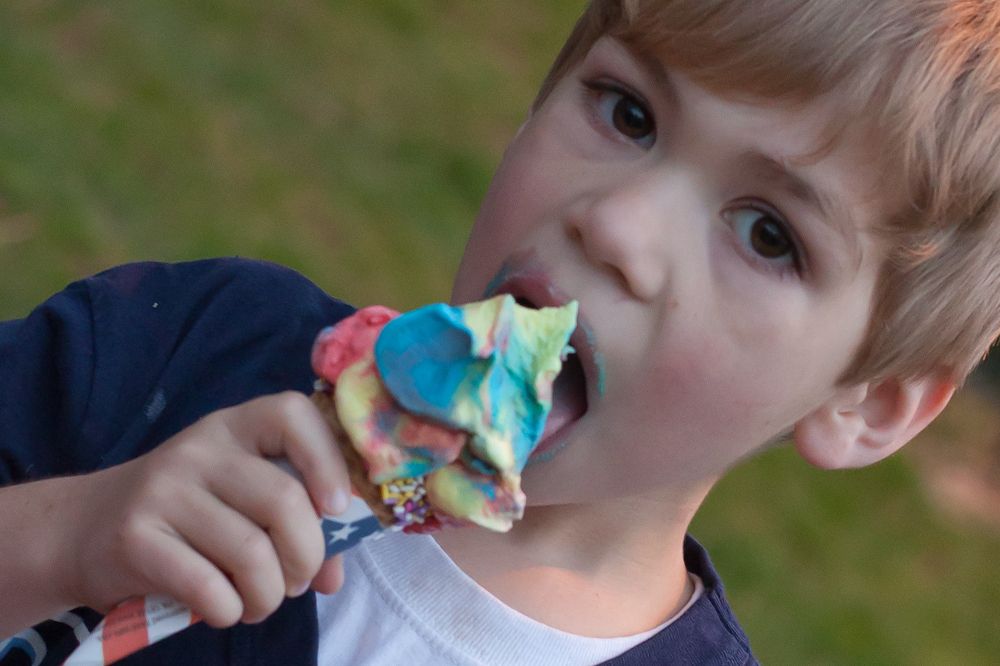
[452, 37, 898, 505]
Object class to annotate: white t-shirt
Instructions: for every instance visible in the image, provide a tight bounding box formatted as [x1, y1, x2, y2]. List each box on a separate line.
[316, 531, 702, 665]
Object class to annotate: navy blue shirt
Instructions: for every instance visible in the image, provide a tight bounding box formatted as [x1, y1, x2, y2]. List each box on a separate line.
[0, 259, 756, 665]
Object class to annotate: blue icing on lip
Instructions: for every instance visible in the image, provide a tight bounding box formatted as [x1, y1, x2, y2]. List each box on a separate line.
[373, 295, 578, 475]
[482, 261, 512, 299]
[580, 321, 606, 396]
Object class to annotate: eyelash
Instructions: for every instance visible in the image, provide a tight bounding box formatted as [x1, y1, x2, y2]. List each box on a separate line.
[581, 76, 807, 280]
[581, 79, 656, 148]
[722, 203, 806, 279]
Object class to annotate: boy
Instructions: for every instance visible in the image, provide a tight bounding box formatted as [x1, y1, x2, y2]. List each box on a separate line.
[3, 0, 1000, 663]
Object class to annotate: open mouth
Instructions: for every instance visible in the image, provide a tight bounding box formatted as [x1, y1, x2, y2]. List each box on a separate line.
[499, 286, 594, 457]
[542, 350, 587, 443]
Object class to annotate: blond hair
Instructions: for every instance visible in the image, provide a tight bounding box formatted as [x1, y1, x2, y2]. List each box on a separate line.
[536, 0, 1000, 384]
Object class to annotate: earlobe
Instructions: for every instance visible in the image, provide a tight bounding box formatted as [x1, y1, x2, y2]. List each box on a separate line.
[793, 373, 955, 470]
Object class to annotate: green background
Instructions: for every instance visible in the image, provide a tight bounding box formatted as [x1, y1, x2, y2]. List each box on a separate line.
[2, 2, 998, 662]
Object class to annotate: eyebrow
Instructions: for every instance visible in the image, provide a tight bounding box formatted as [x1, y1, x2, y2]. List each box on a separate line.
[619, 39, 864, 265]
[738, 151, 862, 263]
[624, 42, 679, 104]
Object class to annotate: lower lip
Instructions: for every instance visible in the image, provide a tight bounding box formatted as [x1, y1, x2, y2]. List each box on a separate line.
[528, 418, 580, 464]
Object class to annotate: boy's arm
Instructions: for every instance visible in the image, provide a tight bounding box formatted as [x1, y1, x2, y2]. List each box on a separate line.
[0, 279, 96, 485]
[0, 470, 91, 635]
[0, 260, 357, 637]
[0, 392, 352, 636]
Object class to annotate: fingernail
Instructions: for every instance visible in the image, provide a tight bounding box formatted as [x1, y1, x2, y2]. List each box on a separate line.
[326, 488, 349, 515]
[290, 581, 310, 598]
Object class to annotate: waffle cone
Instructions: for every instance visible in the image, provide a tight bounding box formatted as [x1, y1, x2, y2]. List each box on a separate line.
[310, 390, 396, 526]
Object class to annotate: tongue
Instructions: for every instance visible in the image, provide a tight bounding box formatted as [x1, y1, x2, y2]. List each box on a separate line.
[541, 354, 587, 440]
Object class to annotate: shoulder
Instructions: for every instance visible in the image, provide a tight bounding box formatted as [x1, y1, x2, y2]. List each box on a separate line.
[92, 256, 354, 411]
[0, 257, 357, 481]
[61, 258, 354, 470]
[83, 257, 353, 365]
[86, 257, 344, 317]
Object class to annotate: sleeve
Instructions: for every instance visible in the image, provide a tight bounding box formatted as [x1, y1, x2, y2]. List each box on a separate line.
[0, 258, 355, 485]
[0, 258, 351, 666]
[0, 279, 97, 484]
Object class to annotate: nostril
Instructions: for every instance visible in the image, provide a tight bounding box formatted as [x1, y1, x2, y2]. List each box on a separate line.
[565, 206, 659, 301]
[566, 218, 634, 297]
[565, 224, 584, 245]
[607, 264, 630, 295]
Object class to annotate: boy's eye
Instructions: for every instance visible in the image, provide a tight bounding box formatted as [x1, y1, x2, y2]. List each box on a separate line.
[586, 82, 656, 147]
[609, 95, 652, 140]
[724, 207, 800, 272]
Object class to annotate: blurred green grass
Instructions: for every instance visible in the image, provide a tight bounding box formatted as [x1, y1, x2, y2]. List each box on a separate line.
[0, 0, 578, 312]
[2, 2, 999, 663]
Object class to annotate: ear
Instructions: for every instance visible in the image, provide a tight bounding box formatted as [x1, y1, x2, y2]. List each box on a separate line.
[792, 372, 956, 469]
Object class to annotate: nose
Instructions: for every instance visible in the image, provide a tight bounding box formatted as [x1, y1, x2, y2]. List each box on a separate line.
[564, 171, 681, 302]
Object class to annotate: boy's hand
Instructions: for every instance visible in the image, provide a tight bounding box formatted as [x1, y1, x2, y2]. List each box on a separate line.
[61, 391, 350, 627]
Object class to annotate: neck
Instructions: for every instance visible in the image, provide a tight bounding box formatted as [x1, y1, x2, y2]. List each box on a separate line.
[433, 481, 712, 637]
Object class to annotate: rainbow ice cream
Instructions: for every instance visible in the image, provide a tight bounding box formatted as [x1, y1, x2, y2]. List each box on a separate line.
[311, 294, 578, 532]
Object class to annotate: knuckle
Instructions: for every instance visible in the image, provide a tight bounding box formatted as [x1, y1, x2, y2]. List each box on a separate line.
[242, 574, 286, 624]
[160, 438, 207, 473]
[262, 582, 286, 618]
[284, 536, 323, 586]
[209, 605, 243, 629]
[139, 472, 177, 507]
[273, 390, 311, 421]
[124, 479, 179, 530]
[268, 475, 309, 518]
[189, 573, 241, 628]
[183, 567, 217, 604]
[301, 530, 325, 575]
[237, 530, 275, 572]
[116, 515, 148, 555]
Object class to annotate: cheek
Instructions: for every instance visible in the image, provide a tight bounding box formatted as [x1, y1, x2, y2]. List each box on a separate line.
[635, 325, 815, 446]
[650, 339, 773, 422]
[711, 281, 855, 409]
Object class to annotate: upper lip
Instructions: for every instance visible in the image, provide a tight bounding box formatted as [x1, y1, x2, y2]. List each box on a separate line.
[485, 258, 601, 411]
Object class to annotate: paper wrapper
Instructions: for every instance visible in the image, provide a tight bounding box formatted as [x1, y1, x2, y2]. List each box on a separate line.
[63, 392, 405, 665]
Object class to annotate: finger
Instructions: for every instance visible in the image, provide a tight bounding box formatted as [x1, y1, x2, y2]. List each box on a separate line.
[170, 486, 286, 623]
[207, 455, 325, 597]
[225, 392, 352, 517]
[311, 555, 345, 595]
[132, 526, 244, 628]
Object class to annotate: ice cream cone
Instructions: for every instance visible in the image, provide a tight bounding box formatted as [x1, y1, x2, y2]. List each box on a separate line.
[310, 389, 397, 526]
[309, 387, 440, 532]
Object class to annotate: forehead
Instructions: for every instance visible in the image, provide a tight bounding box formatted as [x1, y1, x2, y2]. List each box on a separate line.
[595, 37, 874, 161]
